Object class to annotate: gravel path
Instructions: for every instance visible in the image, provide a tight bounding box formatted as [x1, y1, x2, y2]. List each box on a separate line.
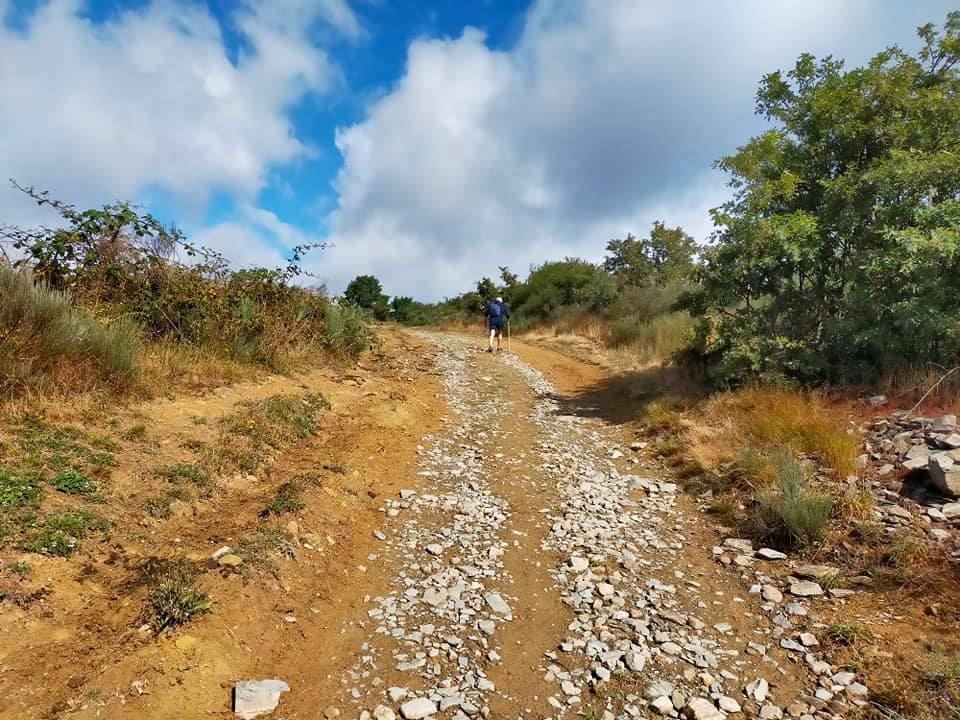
[326, 334, 863, 720]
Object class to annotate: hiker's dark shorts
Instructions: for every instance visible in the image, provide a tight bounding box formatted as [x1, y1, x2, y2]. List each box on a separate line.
[488, 318, 504, 333]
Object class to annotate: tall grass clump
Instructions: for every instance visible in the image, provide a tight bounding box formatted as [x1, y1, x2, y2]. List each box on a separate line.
[0, 267, 140, 395]
[750, 449, 833, 550]
[686, 387, 858, 480]
[144, 560, 211, 631]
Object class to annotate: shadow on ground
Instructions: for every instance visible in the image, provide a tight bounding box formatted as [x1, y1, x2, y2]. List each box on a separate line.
[550, 364, 705, 426]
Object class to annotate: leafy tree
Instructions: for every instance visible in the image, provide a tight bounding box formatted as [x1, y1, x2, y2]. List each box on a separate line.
[604, 222, 697, 286]
[476, 277, 497, 304]
[344, 274, 389, 319]
[390, 296, 416, 323]
[684, 13, 960, 384]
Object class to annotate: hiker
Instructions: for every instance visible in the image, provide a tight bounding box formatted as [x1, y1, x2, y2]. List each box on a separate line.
[484, 296, 511, 353]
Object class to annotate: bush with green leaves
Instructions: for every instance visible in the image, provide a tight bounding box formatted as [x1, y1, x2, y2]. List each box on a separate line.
[512, 259, 616, 323]
[1, 183, 369, 388]
[684, 13, 960, 385]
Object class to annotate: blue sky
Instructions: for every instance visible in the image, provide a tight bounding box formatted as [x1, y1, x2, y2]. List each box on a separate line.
[1, 1, 957, 299]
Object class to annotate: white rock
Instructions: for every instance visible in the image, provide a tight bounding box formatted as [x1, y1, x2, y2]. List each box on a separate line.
[233, 680, 290, 720]
[683, 697, 724, 720]
[789, 581, 823, 597]
[650, 696, 674, 715]
[372, 707, 396, 720]
[483, 592, 512, 616]
[718, 696, 741, 713]
[762, 584, 783, 603]
[625, 650, 647, 672]
[399, 698, 437, 720]
[757, 548, 787, 560]
[746, 678, 769, 703]
[832, 671, 855, 686]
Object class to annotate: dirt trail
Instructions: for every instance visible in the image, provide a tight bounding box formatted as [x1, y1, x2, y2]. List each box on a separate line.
[1, 330, 866, 720]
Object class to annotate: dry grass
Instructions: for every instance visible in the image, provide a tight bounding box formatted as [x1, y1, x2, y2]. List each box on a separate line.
[880, 363, 960, 416]
[547, 313, 693, 369]
[684, 387, 859, 482]
[137, 342, 256, 396]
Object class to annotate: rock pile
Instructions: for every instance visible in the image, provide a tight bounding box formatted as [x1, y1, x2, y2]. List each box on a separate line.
[864, 412, 960, 540]
[865, 411, 960, 495]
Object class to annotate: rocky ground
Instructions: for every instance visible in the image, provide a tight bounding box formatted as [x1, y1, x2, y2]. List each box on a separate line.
[5, 330, 921, 720]
[308, 334, 869, 720]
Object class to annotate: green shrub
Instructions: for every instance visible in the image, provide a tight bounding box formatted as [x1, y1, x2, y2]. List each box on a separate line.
[235, 526, 295, 568]
[513, 259, 616, 321]
[323, 304, 373, 357]
[1, 183, 371, 398]
[145, 561, 211, 630]
[749, 449, 833, 549]
[9, 560, 31, 579]
[222, 393, 328, 448]
[52, 469, 96, 495]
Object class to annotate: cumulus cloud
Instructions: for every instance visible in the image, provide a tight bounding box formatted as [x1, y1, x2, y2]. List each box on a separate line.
[0, 0, 356, 227]
[321, 0, 953, 300]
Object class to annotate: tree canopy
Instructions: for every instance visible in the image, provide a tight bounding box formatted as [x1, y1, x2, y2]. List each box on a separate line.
[344, 274, 389, 320]
[604, 222, 697, 286]
[683, 12, 960, 384]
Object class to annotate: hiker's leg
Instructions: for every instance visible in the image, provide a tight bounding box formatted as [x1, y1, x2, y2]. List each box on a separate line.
[488, 328, 495, 350]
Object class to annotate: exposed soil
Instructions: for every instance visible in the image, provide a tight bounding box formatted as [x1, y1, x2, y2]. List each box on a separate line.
[1, 328, 951, 720]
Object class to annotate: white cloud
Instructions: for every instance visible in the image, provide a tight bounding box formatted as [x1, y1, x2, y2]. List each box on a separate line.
[0, 0, 357, 226]
[321, 0, 954, 300]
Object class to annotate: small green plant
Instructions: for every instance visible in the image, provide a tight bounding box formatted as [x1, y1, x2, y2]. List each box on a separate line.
[144, 485, 194, 519]
[888, 539, 925, 569]
[52, 469, 96, 496]
[155, 462, 210, 487]
[705, 499, 737, 525]
[122, 423, 148, 441]
[640, 401, 683, 433]
[262, 481, 306, 516]
[852, 520, 885, 543]
[222, 393, 328, 445]
[825, 621, 872, 647]
[18, 511, 108, 556]
[0, 468, 42, 510]
[145, 561, 211, 631]
[323, 461, 349, 475]
[749, 448, 833, 550]
[9, 560, 31, 579]
[235, 526, 295, 569]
